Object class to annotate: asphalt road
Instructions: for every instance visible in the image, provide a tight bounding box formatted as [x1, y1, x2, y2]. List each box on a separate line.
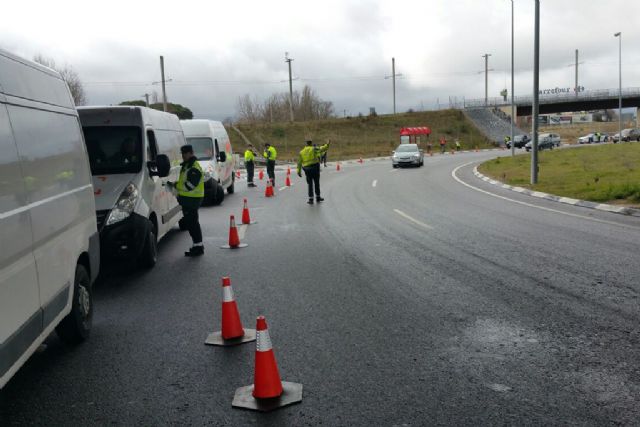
[2, 150, 639, 426]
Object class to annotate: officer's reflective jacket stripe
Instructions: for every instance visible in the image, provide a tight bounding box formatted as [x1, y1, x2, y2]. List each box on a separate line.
[177, 157, 205, 198]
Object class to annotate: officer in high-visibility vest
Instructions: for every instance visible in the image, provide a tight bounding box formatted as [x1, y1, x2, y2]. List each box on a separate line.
[244, 144, 257, 187]
[169, 144, 205, 257]
[263, 142, 277, 187]
[297, 140, 330, 204]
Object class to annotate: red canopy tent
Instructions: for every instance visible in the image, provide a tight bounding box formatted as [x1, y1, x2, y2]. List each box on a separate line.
[399, 127, 431, 143]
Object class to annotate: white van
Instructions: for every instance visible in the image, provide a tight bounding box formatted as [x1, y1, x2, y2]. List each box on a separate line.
[180, 119, 235, 205]
[0, 49, 99, 389]
[77, 106, 183, 268]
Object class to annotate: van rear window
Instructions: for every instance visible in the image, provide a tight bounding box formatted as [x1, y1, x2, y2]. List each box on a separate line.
[82, 126, 143, 175]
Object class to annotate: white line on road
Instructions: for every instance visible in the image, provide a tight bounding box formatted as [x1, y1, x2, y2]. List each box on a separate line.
[279, 186, 288, 191]
[393, 209, 433, 230]
[451, 162, 638, 229]
[372, 180, 377, 188]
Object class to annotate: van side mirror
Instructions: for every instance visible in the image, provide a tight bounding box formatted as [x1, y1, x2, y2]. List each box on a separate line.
[218, 151, 227, 163]
[149, 154, 171, 178]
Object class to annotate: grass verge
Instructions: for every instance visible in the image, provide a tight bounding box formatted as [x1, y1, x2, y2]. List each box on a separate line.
[478, 143, 640, 208]
[229, 110, 493, 162]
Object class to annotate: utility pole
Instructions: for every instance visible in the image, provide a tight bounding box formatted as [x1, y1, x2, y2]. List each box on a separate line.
[285, 52, 294, 122]
[614, 32, 622, 141]
[482, 53, 492, 106]
[142, 93, 150, 107]
[160, 56, 167, 112]
[385, 58, 403, 114]
[392, 57, 397, 114]
[575, 49, 579, 97]
[510, 0, 515, 156]
[531, 0, 540, 184]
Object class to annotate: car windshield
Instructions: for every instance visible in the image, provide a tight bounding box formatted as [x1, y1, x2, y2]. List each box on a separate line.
[395, 145, 418, 153]
[186, 137, 215, 160]
[82, 126, 143, 175]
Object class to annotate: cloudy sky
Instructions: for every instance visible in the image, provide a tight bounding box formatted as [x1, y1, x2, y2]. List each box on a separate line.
[2, 0, 639, 119]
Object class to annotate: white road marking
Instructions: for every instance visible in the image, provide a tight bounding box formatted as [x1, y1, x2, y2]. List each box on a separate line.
[390, 169, 397, 173]
[372, 180, 377, 188]
[393, 209, 433, 230]
[238, 224, 248, 240]
[452, 162, 638, 229]
[279, 186, 288, 191]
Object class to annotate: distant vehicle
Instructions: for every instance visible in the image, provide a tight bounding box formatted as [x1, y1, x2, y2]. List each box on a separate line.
[539, 133, 561, 147]
[1, 48, 99, 389]
[612, 128, 640, 142]
[392, 143, 424, 167]
[78, 106, 182, 269]
[506, 134, 529, 149]
[525, 138, 554, 152]
[180, 120, 235, 205]
[577, 133, 609, 144]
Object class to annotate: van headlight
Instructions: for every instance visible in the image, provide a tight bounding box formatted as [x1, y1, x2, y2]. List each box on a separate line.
[106, 183, 139, 226]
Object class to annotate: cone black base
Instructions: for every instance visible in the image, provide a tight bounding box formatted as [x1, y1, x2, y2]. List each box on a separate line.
[220, 243, 249, 249]
[205, 329, 256, 346]
[232, 381, 303, 412]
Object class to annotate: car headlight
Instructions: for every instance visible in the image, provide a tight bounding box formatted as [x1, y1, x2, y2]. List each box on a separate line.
[412, 154, 420, 159]
[105, 183, 139, 226]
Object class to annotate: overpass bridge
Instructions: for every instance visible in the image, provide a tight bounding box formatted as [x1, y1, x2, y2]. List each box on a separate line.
[461, 87, 640, 117]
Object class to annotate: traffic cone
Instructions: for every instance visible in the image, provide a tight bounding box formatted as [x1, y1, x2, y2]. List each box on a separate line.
[205, 277, 256, 346]
[358, 157, 363, 164]
[286, 167, 291, 176]
[241, 198, 256, 225]
[236, 170, 241, 179]
[336, 163, 341, 171]
[221, 215, 248, 249]
[232, 316, 303, 412]
[259, 169, 264, 180]
[285, 175, 291, 187]
[265, 180, 274, 197]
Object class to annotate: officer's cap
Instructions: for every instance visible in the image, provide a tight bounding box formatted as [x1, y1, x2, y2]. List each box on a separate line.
[180, 145, 194, 154]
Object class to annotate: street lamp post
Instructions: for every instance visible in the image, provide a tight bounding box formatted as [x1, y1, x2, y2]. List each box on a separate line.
[510, 0, 515, 157]
[614, 32, 622, 142]
[531, 0, 540, 185]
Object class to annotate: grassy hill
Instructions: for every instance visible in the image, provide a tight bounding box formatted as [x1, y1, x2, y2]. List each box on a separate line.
[229, 110, 494, 162]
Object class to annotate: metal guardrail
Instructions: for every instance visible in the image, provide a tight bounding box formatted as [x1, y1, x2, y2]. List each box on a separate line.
[460, 87, 640, 109]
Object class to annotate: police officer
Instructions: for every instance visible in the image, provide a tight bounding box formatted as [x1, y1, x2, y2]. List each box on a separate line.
[263, 142, 277, 186]
[169, 145, 205, 257]
[297, 140, 329, 204]
[244, 144, 257, 187]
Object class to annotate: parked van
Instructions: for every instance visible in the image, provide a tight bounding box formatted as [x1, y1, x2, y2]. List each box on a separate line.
[180, 120, 235, 205]
[77, 106, 181, 268]
[0, 49, 99, 389]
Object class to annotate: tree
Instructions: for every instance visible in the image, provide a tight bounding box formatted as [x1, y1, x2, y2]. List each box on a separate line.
[33, 55, 87, 106]
[118, 100, 194, 120]
[236, 85, 334, 123]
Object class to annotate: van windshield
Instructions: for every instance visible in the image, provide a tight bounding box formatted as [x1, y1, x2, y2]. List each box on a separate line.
[82, 126, 143, 175]
[186, 137, 215, 160]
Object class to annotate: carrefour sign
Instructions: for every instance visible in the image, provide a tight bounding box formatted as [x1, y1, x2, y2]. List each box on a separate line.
[539, 86, 585, 95]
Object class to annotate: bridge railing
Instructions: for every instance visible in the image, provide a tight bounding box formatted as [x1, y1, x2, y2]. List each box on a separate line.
[461, 87, 640, 109]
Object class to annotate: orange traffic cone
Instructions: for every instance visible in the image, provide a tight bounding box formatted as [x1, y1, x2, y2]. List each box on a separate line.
[232, 316, 303, 412]
[285, 175, 291, 187]
[358, 157, 363, 164]
[265, 179, 275, 197]
[205, 277, 256, 346]
[259, 169, 264, 180]
[241, 198, 256, 225]
[336, 163, 341, 171]
[221, 215, 247, 249]
[286, 167, 291, 176]
[236, 170, 241, 179]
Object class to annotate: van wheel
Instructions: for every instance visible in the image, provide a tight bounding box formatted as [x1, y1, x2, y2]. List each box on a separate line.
[139, 223, 158, 269]
[212, 183, 224, 205]
[227, 175, 235, 194]
[56, 264, 92, 344]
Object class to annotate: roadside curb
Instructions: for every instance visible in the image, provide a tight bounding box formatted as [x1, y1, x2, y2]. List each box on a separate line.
[472, 166, 640, 218]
